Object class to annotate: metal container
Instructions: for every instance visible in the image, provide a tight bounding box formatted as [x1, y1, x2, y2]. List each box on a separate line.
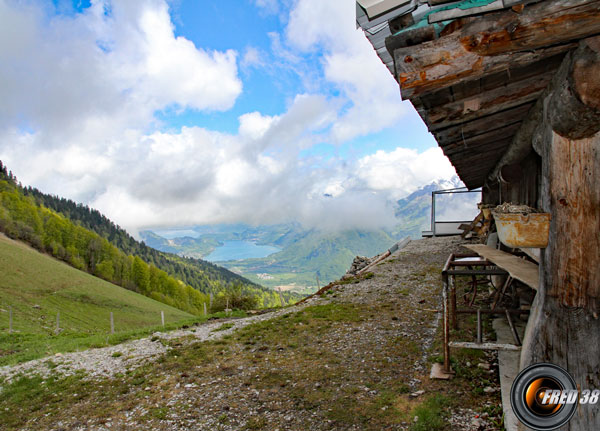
[492, 211, 551, 248]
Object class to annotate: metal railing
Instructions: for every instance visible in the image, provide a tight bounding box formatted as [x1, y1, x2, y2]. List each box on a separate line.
[423, 187, 482, 237]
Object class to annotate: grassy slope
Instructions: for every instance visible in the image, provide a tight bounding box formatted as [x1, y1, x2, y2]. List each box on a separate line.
[0, 234, 196, 364]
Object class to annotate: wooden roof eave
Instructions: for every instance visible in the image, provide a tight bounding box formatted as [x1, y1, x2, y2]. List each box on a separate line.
[381, 0, 600, 188]
[390, 0, 600, 99]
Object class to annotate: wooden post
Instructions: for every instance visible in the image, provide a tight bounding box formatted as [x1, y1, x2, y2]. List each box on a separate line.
[442, 272, 451, 373]
[110, 312, 114, 334]
[476, 309, 482, 344]
[161, 311, 165, 327]
[450, 275, 457, 330]
[520, 38, 600, 429]
[203, 302, 207, 316]
[209, 293, 213, 309]
[8, 306, 12, 334]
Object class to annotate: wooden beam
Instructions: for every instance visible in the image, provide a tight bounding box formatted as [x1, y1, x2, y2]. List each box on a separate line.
[519, 39, 600, 430]
[426, 73, 552, 130]
[487, 95, 544, 182]
[549, 37, 600, 139]
[390, 0, 600, 98]
[433, 102, 530, 142]
[442, 134, 514, 157]
[488, 37, 600, 182]
[448, 341, 521, 351]
[461, 0, 600, 56]
[396, 41, 575, 99]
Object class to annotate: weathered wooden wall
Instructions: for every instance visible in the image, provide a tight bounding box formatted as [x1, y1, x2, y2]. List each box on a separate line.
[494, 152, 541, 208]
[520, 37, 600, 430]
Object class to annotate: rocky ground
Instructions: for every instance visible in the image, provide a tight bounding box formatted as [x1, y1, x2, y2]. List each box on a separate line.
[0, 237, 504, 430]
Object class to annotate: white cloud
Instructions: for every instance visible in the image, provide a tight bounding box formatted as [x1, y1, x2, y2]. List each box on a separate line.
[1, 105, 454, 234]
[238, 112, 278, 140]
[284, 0, 407, 142]
[0, 0, 457, 235]
[0, 0, 241, 148]
[286, 0, 351, 52]
[136, 5, 242, 111]
[240, 46, 265, 70]
[357, 147, 457, 199]
[253, 0, 280, 15]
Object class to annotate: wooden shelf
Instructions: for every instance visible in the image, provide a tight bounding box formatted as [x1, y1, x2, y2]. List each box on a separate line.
[465, 244, 539, 291]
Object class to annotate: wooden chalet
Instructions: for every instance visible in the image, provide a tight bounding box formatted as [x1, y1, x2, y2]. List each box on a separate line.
[356, 0, 600, 428]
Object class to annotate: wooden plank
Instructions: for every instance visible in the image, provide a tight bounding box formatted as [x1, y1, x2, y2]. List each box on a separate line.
[420, 53, 564, 115]
[390, 0, 600, 98]
[425, 73, 553, 129]
[451, 147, 508, 170]
[442, 137, 510, 157]
[419, 87, 454, 109]
[439, 126, 520, 158]
[465, 244, 539, 290]
[443, 136, 511, 158]
[428, 0, 506, 23]
[461, 211, 483, 238]
[432, 102, 531, 140]
[448, 341, 521, 351]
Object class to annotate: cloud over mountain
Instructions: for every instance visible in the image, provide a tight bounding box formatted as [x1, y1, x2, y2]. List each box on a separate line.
[0, 0, 456, 234]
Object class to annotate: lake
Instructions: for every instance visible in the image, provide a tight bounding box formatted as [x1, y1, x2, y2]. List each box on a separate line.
[204, 240, 280, 262]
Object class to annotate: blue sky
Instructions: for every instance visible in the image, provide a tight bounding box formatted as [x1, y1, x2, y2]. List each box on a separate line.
[0, 0, 456, 232]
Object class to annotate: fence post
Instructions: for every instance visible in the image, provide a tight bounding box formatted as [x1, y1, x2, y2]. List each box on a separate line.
[209, 293, 213, 309]
[110, 312, 114, 334]
[431, 191, 437, 237]
[9, 306, 12, 334]
[161, 310, 165, 327]
[203, 302, 207, 316]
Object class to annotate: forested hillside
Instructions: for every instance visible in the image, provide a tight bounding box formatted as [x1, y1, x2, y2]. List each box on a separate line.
[23, 185, 257, 292]
[0, 161, 300, 311]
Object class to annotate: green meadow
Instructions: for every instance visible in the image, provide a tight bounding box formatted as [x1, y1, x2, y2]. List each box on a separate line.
[0, 234, 200, 365]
